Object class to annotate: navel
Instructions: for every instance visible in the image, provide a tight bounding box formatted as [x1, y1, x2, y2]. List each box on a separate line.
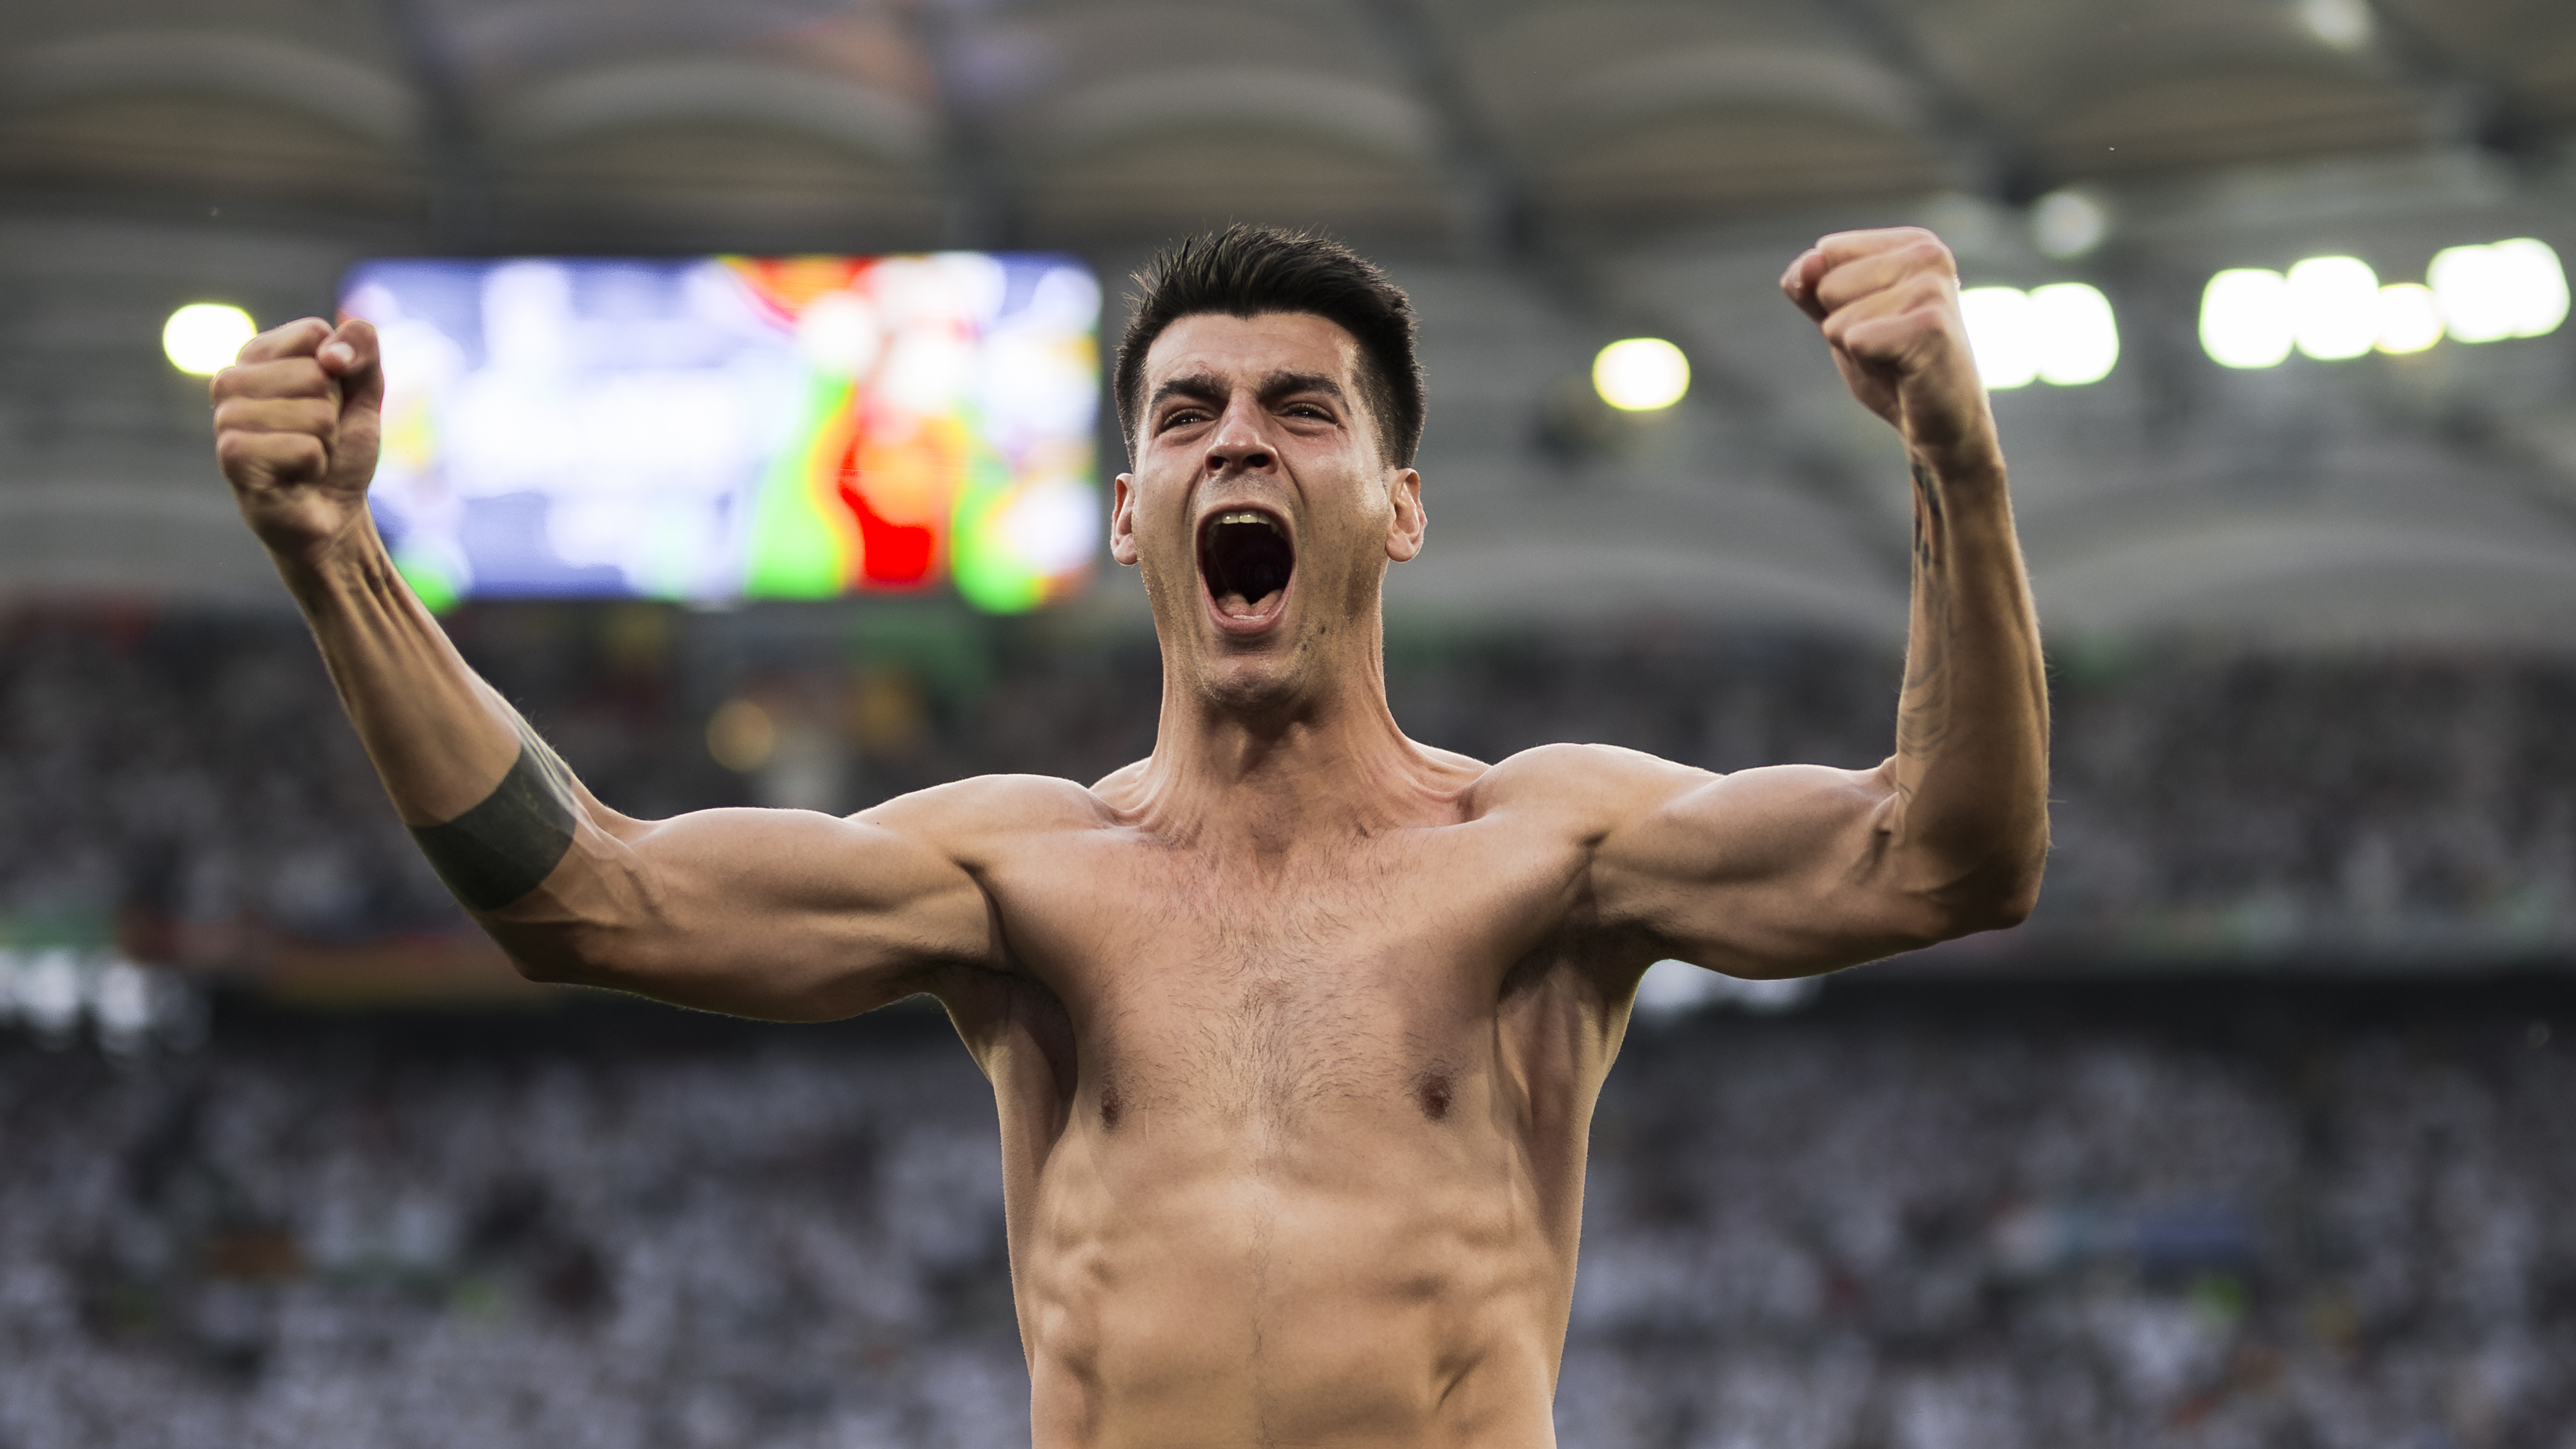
[1099, 1081, 1125, 1131]
[1415, 1070, 1452, 1122]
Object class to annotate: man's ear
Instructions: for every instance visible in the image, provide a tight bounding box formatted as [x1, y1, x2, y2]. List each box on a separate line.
[1110, 474, 1140, 566]
[1384, 468, 1426, 563]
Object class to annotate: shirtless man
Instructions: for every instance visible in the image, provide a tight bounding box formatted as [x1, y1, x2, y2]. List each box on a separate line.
[210, 224, 2047, 1446]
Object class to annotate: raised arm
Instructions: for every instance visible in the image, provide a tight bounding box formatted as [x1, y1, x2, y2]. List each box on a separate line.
[1588, 227, 2050, 977]
[210, 318, 1009, 1018]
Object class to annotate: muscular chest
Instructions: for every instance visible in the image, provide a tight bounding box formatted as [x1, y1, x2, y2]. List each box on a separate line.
[986, 818, 1585, 1127]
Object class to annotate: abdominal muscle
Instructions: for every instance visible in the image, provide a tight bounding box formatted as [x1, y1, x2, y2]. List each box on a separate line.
[1012, 1092, 1578, 1449]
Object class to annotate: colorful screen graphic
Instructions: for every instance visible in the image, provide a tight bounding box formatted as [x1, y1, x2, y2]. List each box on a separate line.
[340, 253, 1102, 612]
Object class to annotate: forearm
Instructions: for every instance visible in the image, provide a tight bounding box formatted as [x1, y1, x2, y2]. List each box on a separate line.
[272, 524, 984, 1006]
[1756, 227, 2048, 938]
[277, 521, 586, 913]
[1885, 447, 2050, 916]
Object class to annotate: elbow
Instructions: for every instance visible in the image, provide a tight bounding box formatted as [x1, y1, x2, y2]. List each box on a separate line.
[1897, 891, 2032, 949]
[492, 931, 594, 986]
[1870, 786, 2050, 946]
[479, 834, 665, 987]
[479, 895, 645, 989]
[505, 944, 580, 986]
[1901, 843, 2047, 944]
[1959, 877, 2041, 935]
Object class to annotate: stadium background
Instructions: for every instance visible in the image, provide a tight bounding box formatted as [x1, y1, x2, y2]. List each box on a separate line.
[4, 0, 2576, 1444]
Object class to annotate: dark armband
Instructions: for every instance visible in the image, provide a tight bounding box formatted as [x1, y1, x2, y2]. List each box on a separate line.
[410, 736, 578, 912]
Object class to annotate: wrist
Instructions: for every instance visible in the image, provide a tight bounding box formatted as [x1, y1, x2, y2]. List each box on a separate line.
[1898, 379, 2006, 485]
[1908, 436, 2008, 495]
[272, 514, 398, 609]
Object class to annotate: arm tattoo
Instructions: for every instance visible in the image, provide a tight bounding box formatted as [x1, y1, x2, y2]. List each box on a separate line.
[1909, 458, 1946, 569]
[409, 724, 578, 912]
[1896, 457, 1956, 761]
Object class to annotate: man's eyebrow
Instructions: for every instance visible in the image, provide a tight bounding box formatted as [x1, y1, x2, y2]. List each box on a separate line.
[1257, 369, 1360, 415]
[1257, 371, 1346, 405]
[1148, 371, 1350, 415]
[1148, 374, 1226, 414]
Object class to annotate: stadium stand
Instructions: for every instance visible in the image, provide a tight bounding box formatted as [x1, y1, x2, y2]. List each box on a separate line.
[5, 604, 2572, 1446]
[6, 607, 2575, 971]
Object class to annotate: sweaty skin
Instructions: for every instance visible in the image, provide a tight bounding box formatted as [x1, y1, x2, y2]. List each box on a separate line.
[209, 227, 2047, 1448]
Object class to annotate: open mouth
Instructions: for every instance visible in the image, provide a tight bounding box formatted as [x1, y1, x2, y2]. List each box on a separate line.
[1199, 509, 1295, 621]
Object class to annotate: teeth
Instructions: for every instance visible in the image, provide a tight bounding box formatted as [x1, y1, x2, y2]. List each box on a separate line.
[1215, 511, 1279, 534]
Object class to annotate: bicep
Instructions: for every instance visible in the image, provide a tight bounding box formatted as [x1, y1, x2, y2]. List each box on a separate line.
[492, 801, 998, 1021]
[1593, 759, 1940, 978]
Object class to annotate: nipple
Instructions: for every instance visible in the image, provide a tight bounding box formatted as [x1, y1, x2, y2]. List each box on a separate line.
[1415, 1072, 1452, 1122]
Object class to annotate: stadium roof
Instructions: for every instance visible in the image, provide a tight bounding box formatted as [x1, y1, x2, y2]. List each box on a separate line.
[2, 0, 2575, 642]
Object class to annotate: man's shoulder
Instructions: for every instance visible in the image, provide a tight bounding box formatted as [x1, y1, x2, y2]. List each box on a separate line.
[858, 771, 1119, 843]
[1464, 741, 1714, 826]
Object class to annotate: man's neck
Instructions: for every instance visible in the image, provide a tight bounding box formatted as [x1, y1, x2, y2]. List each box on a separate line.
[1130, 650, 1448, 852]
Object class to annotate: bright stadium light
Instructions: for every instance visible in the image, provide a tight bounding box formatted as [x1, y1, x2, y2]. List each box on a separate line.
[2200, 269, 2294, 369]
[1958, 287, 2039, 389]
[2375, 282, 2444, 354]
[2430, 245, 2514, 342]
[2030, 189, 2109, 261]
[1960, 284, 2120, 390]
[2297, 0, 2374, 50]
[2429, 239, 2569, 343]
[163, 303, 256, 375]
[2029, 282, 2120, 385]
[1591, 337, 1689, 411]
[2286, 256, 2381, 361]
[2493, 238, 2571, 337]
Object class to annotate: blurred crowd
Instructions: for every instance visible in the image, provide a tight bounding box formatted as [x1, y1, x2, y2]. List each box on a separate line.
[0, 1017, 1028, 1449]
[0, 610, 459, 951]
[1, 996, 2568, 1449]
[4, 604, 2575, 966]
[1558, 996, 2575, 1449]
[5, 604, 2574, 1446]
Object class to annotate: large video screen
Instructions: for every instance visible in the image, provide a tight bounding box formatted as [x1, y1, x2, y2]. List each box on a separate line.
[340, 253, 1102, 613]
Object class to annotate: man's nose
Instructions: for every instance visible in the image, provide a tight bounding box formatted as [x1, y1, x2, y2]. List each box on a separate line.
[1205, 398, 1274, 474]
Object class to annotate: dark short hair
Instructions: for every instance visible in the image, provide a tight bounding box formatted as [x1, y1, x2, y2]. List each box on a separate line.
[1114, 224, 1426, 468]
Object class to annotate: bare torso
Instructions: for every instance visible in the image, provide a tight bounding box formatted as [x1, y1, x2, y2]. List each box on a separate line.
[935, 750, 1636, 1448]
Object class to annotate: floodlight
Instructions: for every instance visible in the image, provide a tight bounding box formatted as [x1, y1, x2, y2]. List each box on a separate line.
[1591, 337, 1689, 411]
[163, 303, 256, 375]
[2029, 282, 2120, 385]
[2297, 0, 2373, 50]
[2491, 239, 2570, 337]
[1958, 287, 2038, 390]
[2200, 269, 2294, 369]
[2374, 283, 2444, 354]
[2287, 256, 2380, 361]
[2031, 190, 2109, 261]
[2430, 245, 2514, 343]
[2430, 240, 2566, 343]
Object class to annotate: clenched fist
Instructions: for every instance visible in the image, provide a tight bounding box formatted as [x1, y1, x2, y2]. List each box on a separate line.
[1781, 227, 2000, 475]
[210, 316, 384, 570]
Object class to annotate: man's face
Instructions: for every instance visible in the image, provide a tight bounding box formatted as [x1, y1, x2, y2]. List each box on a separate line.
[1111, 312, 1424, 713]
